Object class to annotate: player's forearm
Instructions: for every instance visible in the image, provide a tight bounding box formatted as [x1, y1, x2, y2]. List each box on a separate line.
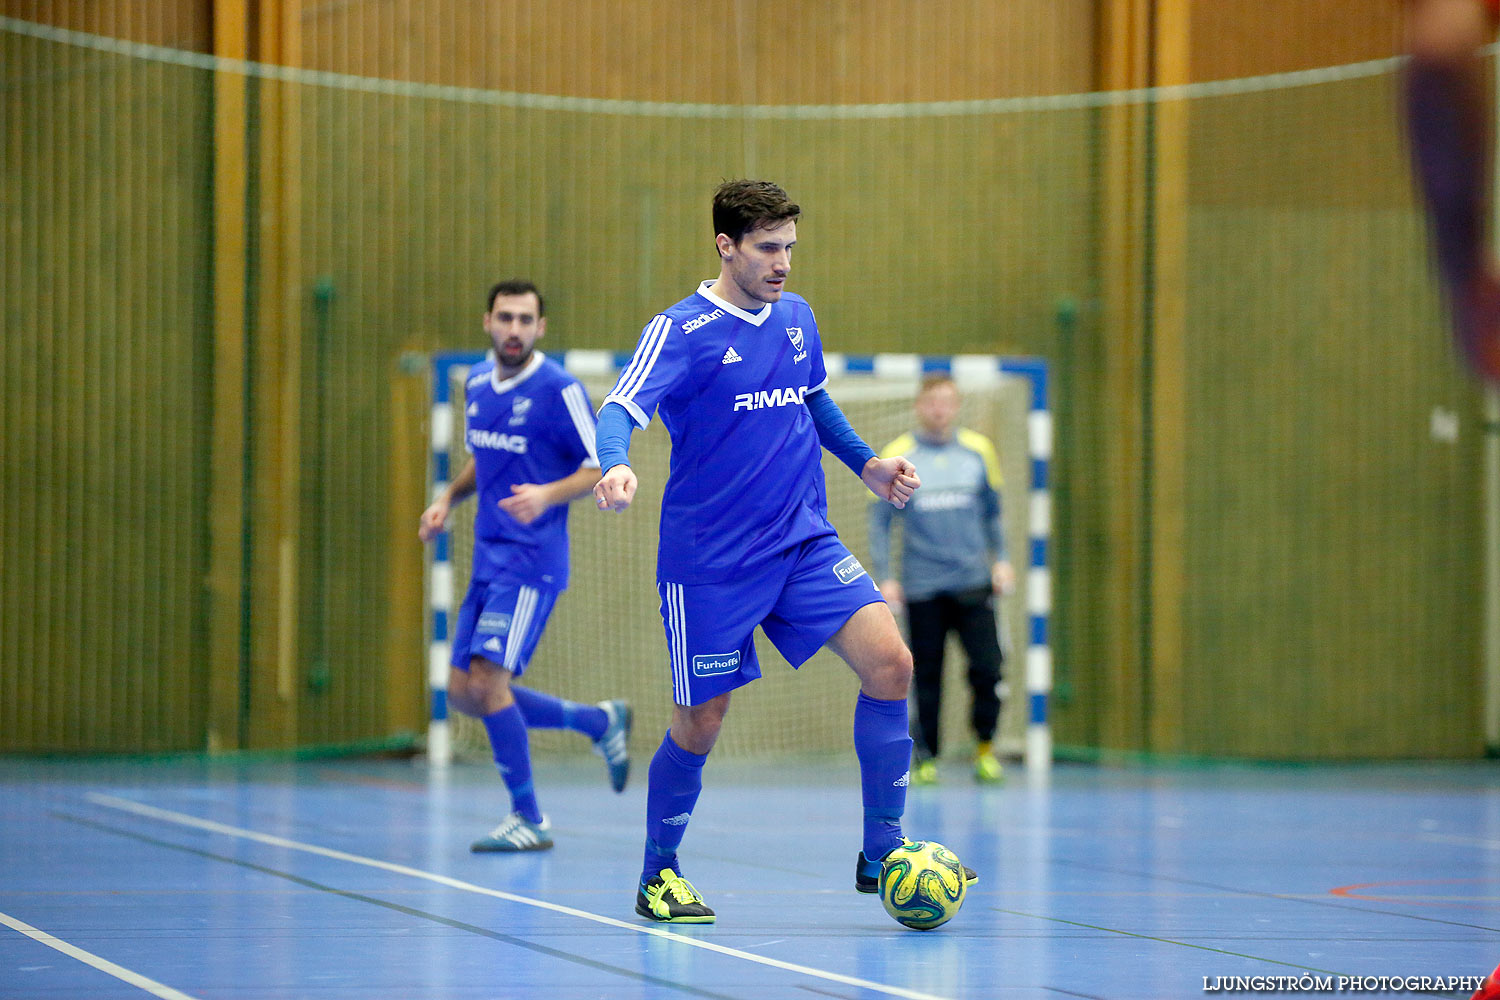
[983, 490, 1007, 562]
[986, 519, 1007, 563]
[547, 465, 604, 506]
[805, 389, 876, 476]
[444, 458, 478, 504]
[595, 401, 637, 474]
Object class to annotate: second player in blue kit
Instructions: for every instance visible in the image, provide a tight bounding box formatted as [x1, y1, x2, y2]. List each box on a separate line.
[421, 280, 633, 853]
[594, 180, 977, 922]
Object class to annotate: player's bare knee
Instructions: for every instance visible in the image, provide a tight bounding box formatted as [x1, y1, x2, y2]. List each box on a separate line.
[447, 669, 477, 717]
[460, 659, 515, 715]
[885, 643, 915, 692]
[671, 696, 729, 754]
[858, 642, 912, 700]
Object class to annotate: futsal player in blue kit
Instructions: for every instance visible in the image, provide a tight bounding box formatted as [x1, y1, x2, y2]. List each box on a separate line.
[420, 279, 632, 853]
[593, 180, 977, 922]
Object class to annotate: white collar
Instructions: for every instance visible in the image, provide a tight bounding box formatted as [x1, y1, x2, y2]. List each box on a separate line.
[698, 280, 773, 327]
[490, 350, 546, 393]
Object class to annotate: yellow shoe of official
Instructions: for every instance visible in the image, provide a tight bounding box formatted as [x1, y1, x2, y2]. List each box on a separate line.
[911, 758, 939, 786]
[973, 746, 1005, 785]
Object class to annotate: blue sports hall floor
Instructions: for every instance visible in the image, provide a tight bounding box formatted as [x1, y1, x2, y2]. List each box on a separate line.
[2, 753, 1498, 999]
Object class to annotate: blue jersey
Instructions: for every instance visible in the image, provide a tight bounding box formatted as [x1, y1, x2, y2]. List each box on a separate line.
[603, 280, 834, 584]
[464, 352, 599, 589]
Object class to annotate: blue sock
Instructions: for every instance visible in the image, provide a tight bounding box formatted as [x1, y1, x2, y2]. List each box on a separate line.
[481, 704, 543, 824]
[854, 691, 911, 861]
[641, 732, 708, 884]
[511, 686, 608, 740]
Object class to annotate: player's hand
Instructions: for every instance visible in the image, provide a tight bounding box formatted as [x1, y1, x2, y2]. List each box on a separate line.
[594, 464, 638, 513]
[879, 578, 906, 615]
[862, 456, 920, 508]
[418, 497, 451, 542]
[498, 483, 552, 525]
[992, 560, 1016, 596]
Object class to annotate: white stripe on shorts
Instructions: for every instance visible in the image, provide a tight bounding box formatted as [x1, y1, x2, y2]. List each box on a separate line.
[505, 586, 537, 671]
[661, 583, 677, 700]
[663, 582, 687, 705]
[675, 584, 689, 705]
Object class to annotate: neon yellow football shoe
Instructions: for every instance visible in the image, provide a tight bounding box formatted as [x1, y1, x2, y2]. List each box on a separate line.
[911, 759, 939, 786]
[636, 868, 715, 923]
[973, 748, 1005, 785]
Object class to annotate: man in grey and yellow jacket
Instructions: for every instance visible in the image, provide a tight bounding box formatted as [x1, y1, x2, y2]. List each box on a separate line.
[869, 373, 1013, 785]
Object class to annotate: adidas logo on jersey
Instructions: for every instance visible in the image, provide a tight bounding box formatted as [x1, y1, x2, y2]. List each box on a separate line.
[467, 402, 479, 416]
[721, 347, 743, 365]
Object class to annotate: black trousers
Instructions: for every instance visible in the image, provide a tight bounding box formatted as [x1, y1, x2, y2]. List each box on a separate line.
[907, 586, 1004, 758]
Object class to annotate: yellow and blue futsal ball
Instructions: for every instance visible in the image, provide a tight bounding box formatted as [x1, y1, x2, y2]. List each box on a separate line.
[878, 840, 967, 930]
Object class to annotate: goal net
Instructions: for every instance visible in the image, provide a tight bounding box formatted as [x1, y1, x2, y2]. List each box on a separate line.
[429, 352, 1047, 764]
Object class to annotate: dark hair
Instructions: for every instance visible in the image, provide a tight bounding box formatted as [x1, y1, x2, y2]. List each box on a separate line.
[712, 179, 800, 245]
[486, 279, 544, 316]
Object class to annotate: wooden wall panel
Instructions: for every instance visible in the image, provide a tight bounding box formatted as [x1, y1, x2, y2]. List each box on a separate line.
[1180, 200, 1482, 757]
[297, 0, 1095, 102]
[1189, 0, 1404, 81]
[2, 26, 214, 752]
[6, 1, 1486, 758]
[1, 0, 211, 49]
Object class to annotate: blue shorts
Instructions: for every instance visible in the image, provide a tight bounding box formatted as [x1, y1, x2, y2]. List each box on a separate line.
[657, 533, 885, 706]
[450, 577, 560, 676]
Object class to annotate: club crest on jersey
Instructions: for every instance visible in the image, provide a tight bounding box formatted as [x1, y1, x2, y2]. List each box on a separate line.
[833, 554, 868, 585]
[508, 396, 532, 426]
[785, 326, 807, 363]
[733, 384, 808, 411]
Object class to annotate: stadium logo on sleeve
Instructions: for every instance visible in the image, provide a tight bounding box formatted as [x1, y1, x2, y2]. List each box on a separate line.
[833, 554, 868, 585]
[682, 308, 724, 333]
[691, 651, 742, 676]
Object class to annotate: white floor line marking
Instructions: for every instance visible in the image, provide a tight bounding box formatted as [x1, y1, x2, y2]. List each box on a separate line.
[86, 793, 953, 1000]
[1422, 832, 1500, 851]
[0, 909, 202, 1000]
